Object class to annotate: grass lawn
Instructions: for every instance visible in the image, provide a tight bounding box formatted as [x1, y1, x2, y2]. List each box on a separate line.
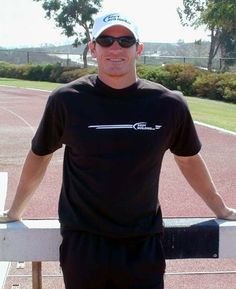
[0, 77, 235, 133]
[187, 97, 236, 133]
[0, 77, 61, 91]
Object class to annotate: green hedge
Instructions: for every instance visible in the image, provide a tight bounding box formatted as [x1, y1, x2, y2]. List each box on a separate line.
[0, 62, 94, 83]
[58, 67, 97, 83]
[137, 63, 202, 96]
[193, 72, 236, 102]
[0, 61, 235, 102]
[137, 63, 236, 103]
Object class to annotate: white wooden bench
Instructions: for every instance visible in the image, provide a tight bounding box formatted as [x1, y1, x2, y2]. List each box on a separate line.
[1, 218, 236, 289]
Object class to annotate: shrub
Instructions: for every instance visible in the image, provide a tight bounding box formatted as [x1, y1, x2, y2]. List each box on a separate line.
[218, 73, 236, 102]
[58, 67, 97, 83]
[0, 60, 235, 102]
[136, 64, 151, 79]
[0, 62, 11, 77]
[0, 62, 25, 78]
[193, 72, 236, 102]
[193, 73, 224, 100]
[137, 63, 202, 95]
[137, 65, 174, 89]
[48, 64, 68, 82]
[164, 63, 203, 95]
[41, 64, 55, 81]
[22, 65, 43, 80]
[224, 84, 236, 102]
[0, 62, 80, 82]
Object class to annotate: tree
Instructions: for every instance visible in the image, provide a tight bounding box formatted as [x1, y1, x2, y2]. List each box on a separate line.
[219, 33, 236, 72]
[177, 0, 236, 71]
[34, 0, 103, 68]
[194, 39, 202, 57]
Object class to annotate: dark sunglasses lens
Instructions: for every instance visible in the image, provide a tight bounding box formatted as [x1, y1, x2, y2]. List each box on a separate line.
[96, 36, 136, 48]
[118, 37, 136, 47]
[96, 36, 114, 47]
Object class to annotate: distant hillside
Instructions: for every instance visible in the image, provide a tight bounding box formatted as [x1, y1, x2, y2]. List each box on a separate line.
[1, 41, 212, 56]
[0, 41, 213, 66]
[143, 41, 211, 57]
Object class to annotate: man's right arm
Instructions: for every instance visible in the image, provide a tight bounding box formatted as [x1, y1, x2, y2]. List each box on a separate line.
[0, 149, 53, 222]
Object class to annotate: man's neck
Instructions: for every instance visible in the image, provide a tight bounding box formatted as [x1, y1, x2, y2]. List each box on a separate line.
[98, 74, 137, 89]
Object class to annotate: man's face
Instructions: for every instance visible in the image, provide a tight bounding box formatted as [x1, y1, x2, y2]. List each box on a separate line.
[89, 25, 143, 85]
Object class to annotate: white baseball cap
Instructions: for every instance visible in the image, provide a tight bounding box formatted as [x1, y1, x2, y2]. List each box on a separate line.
[92, 12, 140, 40]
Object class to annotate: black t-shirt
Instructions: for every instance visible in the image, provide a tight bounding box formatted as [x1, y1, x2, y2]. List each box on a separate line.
[32, 74, 201, 238]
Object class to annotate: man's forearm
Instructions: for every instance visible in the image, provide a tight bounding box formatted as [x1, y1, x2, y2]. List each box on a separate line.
[174, 153, 233, 218]
[7, 149, 53, 220]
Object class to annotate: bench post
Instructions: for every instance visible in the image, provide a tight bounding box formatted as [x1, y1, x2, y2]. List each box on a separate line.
[32, 262, 42, 289]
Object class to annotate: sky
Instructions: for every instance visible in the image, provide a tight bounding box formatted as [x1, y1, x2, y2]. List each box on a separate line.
[0, 0, 210, 48]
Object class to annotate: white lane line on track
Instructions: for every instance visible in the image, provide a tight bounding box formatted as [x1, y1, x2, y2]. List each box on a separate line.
[1, 85, 235, 136]
[166, 270, 236, 276]
[0, 85, 17, 88]
[0, 84, 52, 93]
[0, 106, 35, 134]
[25, 87, 52, 93]
[194, 121, 236, 136]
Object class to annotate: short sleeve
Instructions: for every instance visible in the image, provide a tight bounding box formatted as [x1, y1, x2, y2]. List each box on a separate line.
[31, 90, 65, 156]
[170, 96, 201, 156]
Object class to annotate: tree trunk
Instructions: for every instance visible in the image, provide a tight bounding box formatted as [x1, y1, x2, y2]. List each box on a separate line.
[220, 44, 229, 72]
[208, 29, 216, 71]
[82, 26, 91, 69]
[83, 44, 89, 68]
[208, 27, 221, 71]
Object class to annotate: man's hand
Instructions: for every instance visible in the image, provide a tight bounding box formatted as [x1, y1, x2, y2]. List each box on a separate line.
[0, 210, 20, 223]
[220, 208, 236, 221]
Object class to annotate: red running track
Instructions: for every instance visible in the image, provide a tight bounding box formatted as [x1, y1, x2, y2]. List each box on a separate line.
[0, 86, 236, 289]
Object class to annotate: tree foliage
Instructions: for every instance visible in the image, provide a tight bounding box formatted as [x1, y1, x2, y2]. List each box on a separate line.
[177, 0, 236, 71]
[34, 0, 103, 68]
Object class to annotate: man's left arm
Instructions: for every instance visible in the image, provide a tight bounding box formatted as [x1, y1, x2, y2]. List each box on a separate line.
[174, 153, 236, 220]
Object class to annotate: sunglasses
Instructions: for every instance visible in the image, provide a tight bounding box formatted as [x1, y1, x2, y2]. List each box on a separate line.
[94, 35, 138, 48]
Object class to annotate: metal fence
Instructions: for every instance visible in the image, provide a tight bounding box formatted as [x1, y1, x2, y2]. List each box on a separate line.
[0, 49, 84, 67]
[138, 55, 236, 72]
[1, 49, 236, 72]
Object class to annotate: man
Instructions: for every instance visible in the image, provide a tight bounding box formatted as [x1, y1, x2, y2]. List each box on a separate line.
[1, 12, 236, 289]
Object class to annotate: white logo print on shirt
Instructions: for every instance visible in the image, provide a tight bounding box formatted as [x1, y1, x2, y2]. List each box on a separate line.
[88, 122, 162, 131]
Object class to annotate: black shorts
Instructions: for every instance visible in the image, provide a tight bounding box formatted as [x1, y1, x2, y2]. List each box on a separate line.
[60, 230, 166, 289]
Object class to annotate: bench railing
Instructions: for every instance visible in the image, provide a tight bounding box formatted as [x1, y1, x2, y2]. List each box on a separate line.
[1, 218, 236, 289]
